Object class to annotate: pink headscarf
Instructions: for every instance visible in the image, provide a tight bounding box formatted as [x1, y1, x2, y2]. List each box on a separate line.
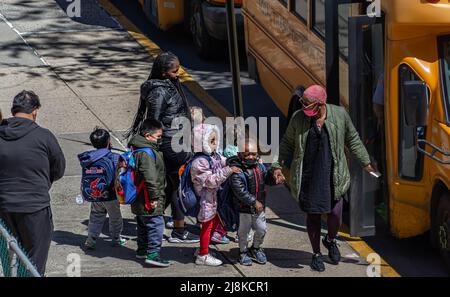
[303, 85, 327, 105]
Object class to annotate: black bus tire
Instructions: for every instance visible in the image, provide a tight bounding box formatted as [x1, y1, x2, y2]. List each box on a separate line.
[435, 192, 450, 271]
[190, 0, 220, 59]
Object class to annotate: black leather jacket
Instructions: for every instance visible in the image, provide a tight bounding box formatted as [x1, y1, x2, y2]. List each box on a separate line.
[227, 156, 268, 214]
[141, 79, 190, 137]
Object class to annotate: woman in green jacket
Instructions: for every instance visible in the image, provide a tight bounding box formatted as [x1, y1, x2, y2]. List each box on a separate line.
[272, 85, 375, 272]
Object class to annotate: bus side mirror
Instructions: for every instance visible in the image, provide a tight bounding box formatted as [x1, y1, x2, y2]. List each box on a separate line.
[403, 81, 428, 127]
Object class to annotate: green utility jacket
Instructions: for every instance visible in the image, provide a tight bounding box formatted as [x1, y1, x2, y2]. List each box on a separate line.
[272, 104, 371, 201]
[128, 135, 166, 216]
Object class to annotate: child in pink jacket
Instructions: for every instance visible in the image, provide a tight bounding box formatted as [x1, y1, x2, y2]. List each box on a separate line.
[190, 123, 241, 266]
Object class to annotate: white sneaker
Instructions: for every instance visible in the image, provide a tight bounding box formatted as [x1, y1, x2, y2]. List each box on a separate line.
[193, 248, 218, 259]
[195, 254, 223, 266]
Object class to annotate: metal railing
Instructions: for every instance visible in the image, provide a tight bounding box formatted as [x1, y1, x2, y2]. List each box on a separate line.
[0, 220, 41, 277]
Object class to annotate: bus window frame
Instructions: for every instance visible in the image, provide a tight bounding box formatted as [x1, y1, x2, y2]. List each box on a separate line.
[278, 0, 288, 8]
[311, 0, 326, 39]
[398, 63, 428, 181]
[290, 0, 308, 25]
[312, 0, 355, 61]
[438, 34, 450, 127]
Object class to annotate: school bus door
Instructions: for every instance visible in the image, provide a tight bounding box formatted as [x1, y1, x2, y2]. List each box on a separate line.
[347, 15, 385, 237]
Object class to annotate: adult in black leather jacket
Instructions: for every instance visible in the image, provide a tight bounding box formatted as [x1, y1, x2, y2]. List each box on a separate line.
[127, 51, 198, 243]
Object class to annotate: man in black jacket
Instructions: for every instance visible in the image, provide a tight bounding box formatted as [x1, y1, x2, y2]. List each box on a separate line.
[0, 90, 66, 275]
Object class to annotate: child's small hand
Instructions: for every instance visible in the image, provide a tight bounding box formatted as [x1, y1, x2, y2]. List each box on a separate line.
[150, 200, 158, 209]
[230, 166, 242, 174]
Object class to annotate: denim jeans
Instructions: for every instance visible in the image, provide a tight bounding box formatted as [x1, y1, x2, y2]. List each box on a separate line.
[136, 215, 164, 255]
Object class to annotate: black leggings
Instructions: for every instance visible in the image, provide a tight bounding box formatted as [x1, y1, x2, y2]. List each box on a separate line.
[160, 136, 191, 222]
[306, 198, 343, 254]
[164, 173, 185, 221]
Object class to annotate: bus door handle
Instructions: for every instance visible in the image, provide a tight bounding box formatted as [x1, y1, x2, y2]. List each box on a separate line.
[417, 139, 450, 165]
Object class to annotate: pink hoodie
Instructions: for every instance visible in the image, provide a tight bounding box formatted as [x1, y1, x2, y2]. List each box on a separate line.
[190, 124, 232, 222]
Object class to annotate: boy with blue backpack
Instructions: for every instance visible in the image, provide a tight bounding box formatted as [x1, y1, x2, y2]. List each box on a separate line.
[78, 128, 125, 250]
[127, 119, 171, 267]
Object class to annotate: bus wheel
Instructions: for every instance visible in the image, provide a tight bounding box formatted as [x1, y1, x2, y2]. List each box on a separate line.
[437, 192, 450, 271]
[190, 0, 218, 58]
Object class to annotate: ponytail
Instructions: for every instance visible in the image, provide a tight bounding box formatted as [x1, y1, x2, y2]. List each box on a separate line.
[124, 92, 147, 139]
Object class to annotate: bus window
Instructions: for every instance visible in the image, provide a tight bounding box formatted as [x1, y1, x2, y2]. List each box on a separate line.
[398, 64, 427, 180]
[292, 0, 308, 23]
[439, 35, 450, 125]
[312, 0, 350, 58]
[312, 0, 325, 37]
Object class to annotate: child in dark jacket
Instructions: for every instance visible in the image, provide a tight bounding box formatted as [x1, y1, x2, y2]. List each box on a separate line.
[228, 139, 282, 266]
[128, 119, 171, 267]
[78, 128, 125, 250]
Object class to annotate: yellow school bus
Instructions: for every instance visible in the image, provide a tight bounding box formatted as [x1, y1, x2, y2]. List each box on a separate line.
[243, 0, 450, 268]
[137, 0, 243, 58]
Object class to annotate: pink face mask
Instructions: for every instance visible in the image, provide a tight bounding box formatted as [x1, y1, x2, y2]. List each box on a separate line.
[303, 108, 319, 117]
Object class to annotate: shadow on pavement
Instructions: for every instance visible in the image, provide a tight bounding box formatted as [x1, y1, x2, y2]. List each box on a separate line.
[221, 247, 311, 269]
[52, 229, 205, 266]
[80, 218, 137, 238]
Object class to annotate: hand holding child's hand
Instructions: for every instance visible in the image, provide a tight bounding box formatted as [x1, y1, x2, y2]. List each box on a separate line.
[255, 200, 264, 213]
[230, 166, 242, 174]
[273, 169, 286, 185]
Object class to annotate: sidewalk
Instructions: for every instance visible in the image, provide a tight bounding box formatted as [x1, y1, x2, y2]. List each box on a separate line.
[0, 0, 369, 277]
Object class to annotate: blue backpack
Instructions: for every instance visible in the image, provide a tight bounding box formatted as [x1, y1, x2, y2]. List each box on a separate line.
[115, 148, 155, 205]
[217, 172, 247, 232]
[178, 153, 213, 217]
[81, 153, 117, 203]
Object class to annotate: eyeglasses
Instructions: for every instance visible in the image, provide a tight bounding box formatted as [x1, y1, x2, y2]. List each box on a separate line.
[299, 97, 320, 110]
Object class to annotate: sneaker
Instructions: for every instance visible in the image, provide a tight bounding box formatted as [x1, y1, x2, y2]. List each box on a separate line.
[211, 232, 230, 244]
[310, 253, 325, 272]
[195, 254, 223, 266]
[165, 218, 174, 229]
[322, 236, 341, 265]
[145, 252, 171, 267]
[84, 236, 96, 250]
[193, 248, 219, 259]
[112, 237, 127, 247]
[136, 250, 147, 259]
[168, 229, 200, 243]
[239, 251, 253, 266]
[249, 246, 267, 264]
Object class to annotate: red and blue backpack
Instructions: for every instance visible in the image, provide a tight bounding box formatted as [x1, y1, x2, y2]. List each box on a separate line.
[80, 152, 117, 202]
[115, 148, 155, 205]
